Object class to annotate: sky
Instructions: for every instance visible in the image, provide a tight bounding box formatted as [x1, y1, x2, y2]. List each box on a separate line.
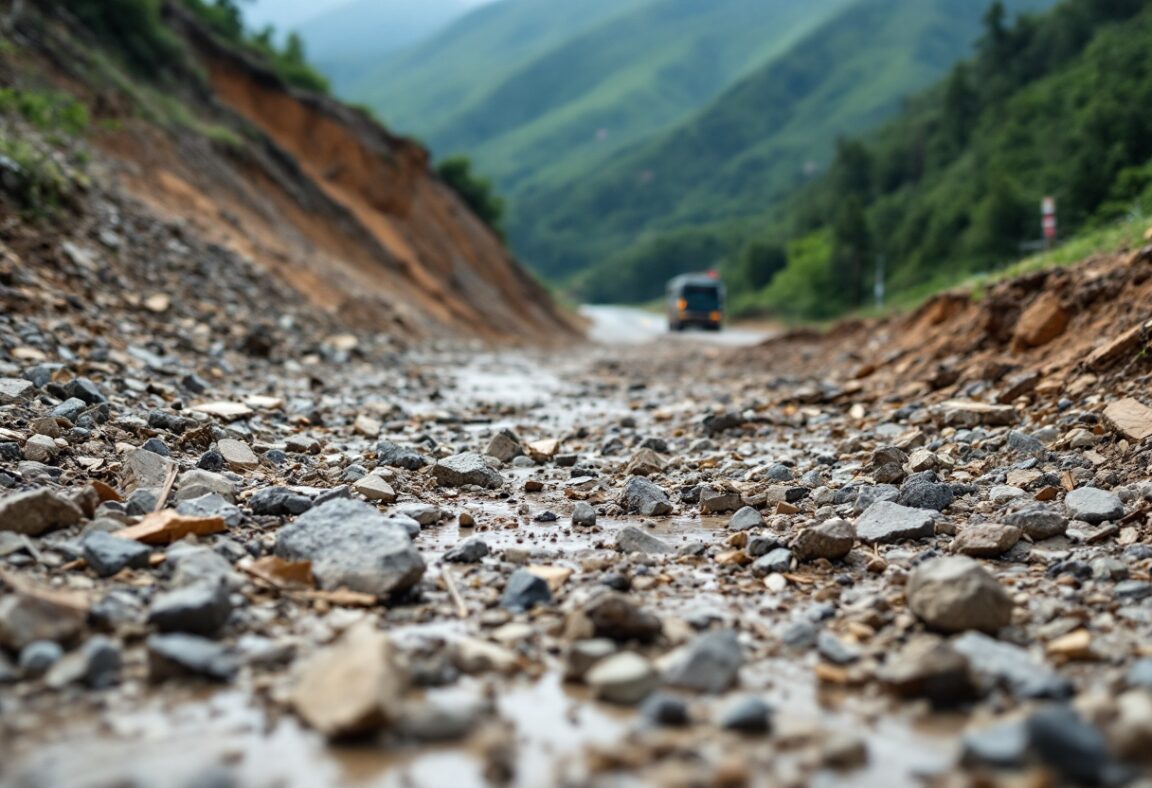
[244, 0, 499, 31]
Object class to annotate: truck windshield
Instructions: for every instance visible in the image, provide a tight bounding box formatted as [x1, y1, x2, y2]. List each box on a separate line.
[682, 285, 720, 312]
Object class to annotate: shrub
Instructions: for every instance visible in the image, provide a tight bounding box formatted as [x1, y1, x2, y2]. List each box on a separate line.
[60, 0, 186, 76]
[437, 155, 505, 237]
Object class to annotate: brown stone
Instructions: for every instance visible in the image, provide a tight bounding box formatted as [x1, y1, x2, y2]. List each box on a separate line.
[1088, 320, 1152, 370]
[1013, 293, 1069, 349]
[952, 523, 1022, 558]
[217, 438, 259, 471]
[935, 400, 1018, 428]
[1104, 398, 1152, 442]
[114, 510, 226, 545]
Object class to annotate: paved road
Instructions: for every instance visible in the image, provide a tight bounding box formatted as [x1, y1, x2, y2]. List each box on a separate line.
[580, 304, 774, 347]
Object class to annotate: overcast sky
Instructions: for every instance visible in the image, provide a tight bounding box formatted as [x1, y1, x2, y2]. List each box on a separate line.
[244, 0, 499, 31]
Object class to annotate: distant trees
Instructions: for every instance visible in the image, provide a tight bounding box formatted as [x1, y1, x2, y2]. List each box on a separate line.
[437, 156, 506, 238]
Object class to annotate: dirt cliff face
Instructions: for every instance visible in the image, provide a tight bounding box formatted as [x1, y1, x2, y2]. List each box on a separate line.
[19, 3, 576, 343]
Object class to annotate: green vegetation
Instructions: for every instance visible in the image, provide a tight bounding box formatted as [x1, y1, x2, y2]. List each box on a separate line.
[0, 89, 91, 217]
[60, 0, 186, 77]
[436, 156, 505, 238]
[0, 88, 89, 136]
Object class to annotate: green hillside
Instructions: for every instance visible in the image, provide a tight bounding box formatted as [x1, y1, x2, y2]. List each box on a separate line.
[733, 0, 1152, 320]
[523, 0, 1056, 288]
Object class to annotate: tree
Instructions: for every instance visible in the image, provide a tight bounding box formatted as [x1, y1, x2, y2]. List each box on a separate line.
[437, 156, 506, 238]
[731, 241, 787, 291]
[831, 195, 871, 309]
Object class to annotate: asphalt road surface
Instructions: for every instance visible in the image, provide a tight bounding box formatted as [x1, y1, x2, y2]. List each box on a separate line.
[581, 304, 775, 347]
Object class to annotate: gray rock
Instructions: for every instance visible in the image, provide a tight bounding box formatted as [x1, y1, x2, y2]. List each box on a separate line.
[816, 630, 860, 665]
[663, 630, 742, 694]
[962, 720, 1029, 768]
[751, 548, 792, 577]
[614, 525, 673, 555]
[0, 589, 87, 650]
[850, 484, 900, 514]
[23, 434, 59, 463]
[1114, 580, 1152, 601]
[353, 474, 396, 502]
[0, 377, 34, 403]
[764, 463, 793, 482]
[169, 544, 243, 590]
[878, 636, 977, 707]
[586, 652, 658, 705]
[248, 487, 312, 516]
[719, 697, 773, 734]
[581, 592, 662, 643]
[564, 638, 616, 681]
[620, 477, 673, 516]
[500, 569, 552, 612]
[897, 477, 954, 511]
[1003, 505, 1067, 539]
[433, 453, 504, 489]
[907, 557, 1013, 633]
[45, 635, 121, 689]
[395, 503, 441, 526]
[1007, 430, 1045, 455]
[571, 501, 597, 527]
[485, 430, 523, 462]
[639, 692, 690, 727]
[952, 523, 1022, 558]
[147, 633, 238, 682]
[174, 469, 235, 502]
[699, 485, 743, 514]
[377, 439, 429, 470]
[856, 501, 935, 544]
[792, 518, 855, 561]
[82, 532, 151, 577]
[274, 499, 426, 597]
[148, 581, 233, 637]
[18, 640, 63, 677]
[1065, 487, 1124, 524]
[0, 488, 84, 536]
[444, 538, 489, 564]
[177, 493, 244, 527]
[747, 535, 782, 557]
[728, 506, 764, 531]
[125, 448, 175, 491]
[952, 631, 1072, 699]
[50, 397, 88, 423]
[1027, 706, 1129, 786]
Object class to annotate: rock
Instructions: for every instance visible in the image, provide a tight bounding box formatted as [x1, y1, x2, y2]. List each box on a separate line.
[148, 580, 232, 638]
[728, 506, 763, 531]
[23, 434, 58, 463]
[500, 569, 552, 612]
[114, 510, 226, 545]
[907, 557, 1013, 633]
[0, 586, 87, 650]
[962, 719, 1030, 768]
[82, 531, 151, 577]
[485, 430, 523, 462]
[394, 503, 441, 526]
[1007, 430, 1045, 455]
[217, 439, 259, 471]
[141, 437, 171, 457]
[586, 652, 658, 705]
[819, 732, 869, 770]
[124, 448, 175, 491]
[0, 488, 84, 536]
[639, 692, 690, 727]
[897, 477, 954, 511]
[248, 487, 312, 516]
[952, 631, 1071, 699]
[191, 401, 252, 420]
[177, 493, 244, 526]
[291, 624, 406, 738]
[1065, 487, 1124, 524]
[878, 636, 977, 707]
[817, 630, 860, 665]
[1027, 706, 1129, 786]
[580, 592, 662, 643]
[699, 485, 743, 514]
[169, 544, 242, 589]
[1109, 690, 1152, 760]
[1089, 320, 1152, 370]
[792, 518, 855, 561]
[376, 439, 428, 470]
[174, 469, 236, 502]
[444, 538, 489, 564]
[45, 635, 121, 689]
[0, 377, 34, 403]
[952, 523, 1022, 558]
[433, 453, 504, 489]
[285, 435, 321, 454]
[564, 638, 616, 681]
[148, 633, 238, 682]
[906, 449, 938, 473]
[625, 447, 666, 477]
[1013, 292, 1069, 348]
[1104, 397, 1152, 442]
[1126, 659, 1152, 690]
[1004, 505, 1067, 539]
[452, 637, 519, 674]
[719, 697, 773, 734]
[274, 499, 425, 597]
[353, 474, 396, 502]
[619, 477, 672, 516]
[935, 400, 1018, 428]
[855, 501, 935, 544]
[614, 525, 673, 555]
[663, 630, 742, 694]
[752, 548, 792, 576]
[19, 640, 63, 677]
[571, 501, 597, 527]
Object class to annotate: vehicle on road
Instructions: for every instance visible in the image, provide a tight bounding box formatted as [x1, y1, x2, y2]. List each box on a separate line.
[666, 273, 724, 332]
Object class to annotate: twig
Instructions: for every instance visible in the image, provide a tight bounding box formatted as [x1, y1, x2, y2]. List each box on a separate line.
[443, 568, 467, 619]
[153, 464, 179, 512]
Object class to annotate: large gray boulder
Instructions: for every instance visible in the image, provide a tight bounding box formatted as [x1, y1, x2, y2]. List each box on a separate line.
[274, 499, 425, 597]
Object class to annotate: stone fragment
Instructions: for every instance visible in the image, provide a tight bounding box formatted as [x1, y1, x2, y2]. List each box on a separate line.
[1065, 487, 1124, 524]
[952, 523, 1022, 558]
[500, 569, 552, 612]
[614, 525, 673, 555]
[580, 592, 662, 643]
[177, 493, 243, 526]
[1088, 320, 1152, 370]
[699, 485, 743, 514]
[625, 447, 666, 477]
[19, 640, 63, 677]
[394, 503, 440, 526]
[274, 499, 425, 597]
[45, 635, 121, 689]
[752, 548, 792, 576]
[484, 430, 522, 462]
[376, 439, 428, 470]
[619, 477, 672, 516]
[897, 477, 953, 511]
[564, 638, 616, 681]
[1013, 292, 1069, 348]
[719, 697, 773, 733]
[663, 630, 742, 694]
[728, 506, 763, 531]
[952, 632, 1071, 699]
[147, 633, 238, 682]
[792, 518, 854, 561]
[433, 453, 504, 489]
[878, 636, 977, 706]
[353, 474, 396, 502]
[0, 488, 84, 536]
[1027, 706, 1128, 786]
[148, 581, 232, 637]
[191, 401, 253, 420]
[0, 377, 34, 403]
[23, 434, 58, 463]
[526, 439, 560, 463]
[639, 692, 690, 727]
[1003, 505, 1067, 539]
[124, 448, 175, 491]
[906, 557, 1013, 633]
[935, 400, 1018, 428]
[0, 586, 88, 650]
[291, 624, 405, 738]
[571, 501, 597, 527]
[82, 531, 151, 577]
[444, 538, 489, 564]
[586, 652, 658, 705]
[174, 469, 236, 502]
[217, 439, 259, 471]
[1103, 398, 1152, 442]
[855, 501, 935, 544]
[248, 487, 311, 516]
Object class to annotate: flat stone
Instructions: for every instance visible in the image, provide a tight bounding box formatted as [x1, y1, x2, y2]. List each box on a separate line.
[394, 503, 440, 526]
[571, 501, 597, 527]
[719, 696, 773, 733]
[624, 447, 666, 477]
[217, 439, 259, 471]
[586, 652, 658, 705]
[663, 630, 743, 694]
[191, 401, 253, 420]
[124, 448, 175, 491]
[1065, 487, 1124, 524]
[0, 586, 88, 650]
[1027, 706, 1127, 786]
[353, 475, 396, 502]
[935, 400, 1018, 428]
[147, 633, 238, 682]
[174, 469, 236, 502]
[0, 488, 84, 536]
[82, 531, 151, 577]
[751, 548, 793, 576]
[274, 499, 425, 597]
[579, 592, 662, 643]
[878, 636, 977, 707]
[1104, 397, 1152, 442]
[907, 557, 1013, 633]
[177, 493, 244, 526]
[291, 624, 405, 738]
[433, 453, 504, 489]
[0, 377, 34, 403]
[856, 501, 935, 544]
[23, 434, 58, 463]
[700, 485, 743, 514]
[485, 430, 522, 462]
[952, 523, 1022, 558]
[148, 581, 232, 638]
[1003, 505, 1067, 539]
[619, 477, 672, 516]
[500, 569, 552, 612]
[897, 477, 953, 511]
[952, 631, 1071, 699]
[728, 506, 764, 531]
[564, 638, 616, 681]
[376, 439, 429, 470]
[1013, 292, 1069, 348]
[614, 525, 673, 555]
[444, 538, 489, 563]
[248, 487, 312, 516]
[792, 518, 855, 561]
